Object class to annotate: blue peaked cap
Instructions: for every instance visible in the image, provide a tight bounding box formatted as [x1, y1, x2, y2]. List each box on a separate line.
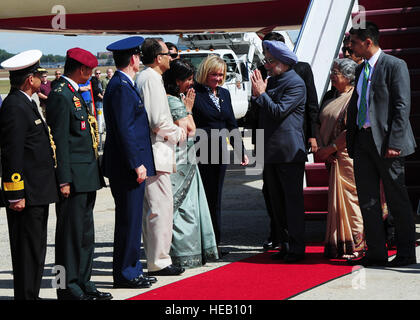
[106, 36, 144, 54]
[263, 40, 298, 66]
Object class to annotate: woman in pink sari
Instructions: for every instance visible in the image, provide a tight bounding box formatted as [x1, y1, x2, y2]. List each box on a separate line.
[315, 58, 365, 259]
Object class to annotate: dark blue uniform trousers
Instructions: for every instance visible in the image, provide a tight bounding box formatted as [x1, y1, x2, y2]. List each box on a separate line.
[110, 178, 146, 283]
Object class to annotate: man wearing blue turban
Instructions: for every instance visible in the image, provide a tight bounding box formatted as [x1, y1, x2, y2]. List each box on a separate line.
[251, 40, 307, 263]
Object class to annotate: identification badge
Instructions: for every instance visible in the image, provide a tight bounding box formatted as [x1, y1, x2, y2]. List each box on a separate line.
[35, 119, 42, 125]
[81, 121, 86, 130]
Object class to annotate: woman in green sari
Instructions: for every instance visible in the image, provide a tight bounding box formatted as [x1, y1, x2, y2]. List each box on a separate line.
[163, 59, 219, 268]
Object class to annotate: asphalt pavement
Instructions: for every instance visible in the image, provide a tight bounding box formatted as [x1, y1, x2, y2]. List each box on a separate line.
[0, 138, 420, 301]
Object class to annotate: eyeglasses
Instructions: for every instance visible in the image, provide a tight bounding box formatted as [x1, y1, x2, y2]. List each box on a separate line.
[157, 52, 170, 57]
[169, 53, 179, 59]
[95, 72, 101, 75]
[263, 57, 277, 65]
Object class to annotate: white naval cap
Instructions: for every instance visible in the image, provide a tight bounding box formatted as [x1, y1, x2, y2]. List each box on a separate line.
[1, 49, 46, 75]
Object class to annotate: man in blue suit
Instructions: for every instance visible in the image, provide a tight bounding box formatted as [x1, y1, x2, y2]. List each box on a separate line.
[251, 40, 307, 263]
[102, 36, 157, 288]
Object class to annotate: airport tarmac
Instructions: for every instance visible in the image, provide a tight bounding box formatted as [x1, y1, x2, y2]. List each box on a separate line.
[1, 162, 420, 301]
[0, 134, 420, 301]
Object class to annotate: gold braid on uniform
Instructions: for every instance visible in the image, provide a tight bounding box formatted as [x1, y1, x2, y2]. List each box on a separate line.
[48, 126, 58, 168]
[88, 114, 99, 159]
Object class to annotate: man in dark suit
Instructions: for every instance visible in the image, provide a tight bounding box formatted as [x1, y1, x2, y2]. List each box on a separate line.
[346, 22, 417, 267]
[103, 37, 157, 288]
[0, 50, 59, 300]
[253, 32, 319, 251]
[251, 40, 307, 262]
[46, 48, 112, 300]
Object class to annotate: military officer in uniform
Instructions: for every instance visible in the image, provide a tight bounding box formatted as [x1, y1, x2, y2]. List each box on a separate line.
[46, 48, 112, 300]
[102, 37, 157, 288]
[0, 50, 59, 300]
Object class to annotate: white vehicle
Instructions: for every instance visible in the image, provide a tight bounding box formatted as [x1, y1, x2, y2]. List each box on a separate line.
[178, 31, 294, 119]
[179, 48, 249, 119]
[178, 32, 265, 119]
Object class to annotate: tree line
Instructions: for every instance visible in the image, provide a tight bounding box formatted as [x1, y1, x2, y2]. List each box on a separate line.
[0, 49, 66, 66]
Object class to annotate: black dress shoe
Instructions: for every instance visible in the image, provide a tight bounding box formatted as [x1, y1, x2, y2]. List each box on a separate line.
[57, 290, 96, 300]
[148, 264, 185, 276]
[386, 256, 417, 267]
[263, 240, 280, 251]
[283, 253, 305, 263]
[347, 256, 387, 267]
[145, 275, 158, 284]
[263, 240, 273, 251]
[86, 290, 113, 300]
[113, 275, 152, 289]
[270, 248, 288, 260]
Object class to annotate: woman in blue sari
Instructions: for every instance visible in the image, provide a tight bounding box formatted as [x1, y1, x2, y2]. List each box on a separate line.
[163, 59, 219, 268]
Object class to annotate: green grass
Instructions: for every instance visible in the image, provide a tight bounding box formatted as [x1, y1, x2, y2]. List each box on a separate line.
[0, 79, 10, 95]
[0, 66, 118, 95]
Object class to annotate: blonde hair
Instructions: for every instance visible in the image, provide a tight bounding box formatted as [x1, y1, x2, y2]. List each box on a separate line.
[195, 55, 227, 86]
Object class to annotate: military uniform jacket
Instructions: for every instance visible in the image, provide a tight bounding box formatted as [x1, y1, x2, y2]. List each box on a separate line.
[0, 88, 59, 206]
[46, 77, 104, 193]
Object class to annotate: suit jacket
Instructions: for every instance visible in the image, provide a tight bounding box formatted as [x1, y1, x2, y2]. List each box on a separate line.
[192, 83, 244, 164]
[346, 51, 416, 158]
[46, 77, 104, 193]
[247, 62, 319, 146]
[253, 69, 307, 163]
[293, 62, 320, 140]
[102, 70, 155, 186]
[135, 67, 184, 173]
[0, 88, 58, 205]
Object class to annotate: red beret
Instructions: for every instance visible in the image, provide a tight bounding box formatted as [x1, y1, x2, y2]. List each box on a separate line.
[66, 47, 98, 68]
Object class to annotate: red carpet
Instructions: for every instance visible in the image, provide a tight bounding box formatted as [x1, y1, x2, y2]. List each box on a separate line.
[128, 244, 397, 300]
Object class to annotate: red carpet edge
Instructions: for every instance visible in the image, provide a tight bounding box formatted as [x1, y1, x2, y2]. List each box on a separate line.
[127, 244, 397, 300]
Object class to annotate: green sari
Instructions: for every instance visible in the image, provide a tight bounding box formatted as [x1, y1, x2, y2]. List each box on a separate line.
[168, 95, 219, 268]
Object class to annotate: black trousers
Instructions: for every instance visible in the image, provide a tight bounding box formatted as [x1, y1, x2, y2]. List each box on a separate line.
[263, 163, 306, 255]
[6, 205, 49, 300]
[55, 191, 97, 299]
[198, 163, 227, 245]
[353, 129, 416, 260]
[262, 182, 277, 244]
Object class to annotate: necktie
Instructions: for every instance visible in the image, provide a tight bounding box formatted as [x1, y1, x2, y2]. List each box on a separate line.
[357, 62, 371, 129]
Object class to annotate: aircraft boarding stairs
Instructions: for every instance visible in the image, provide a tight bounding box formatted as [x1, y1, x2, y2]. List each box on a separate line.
[303, 0, 420, 220]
